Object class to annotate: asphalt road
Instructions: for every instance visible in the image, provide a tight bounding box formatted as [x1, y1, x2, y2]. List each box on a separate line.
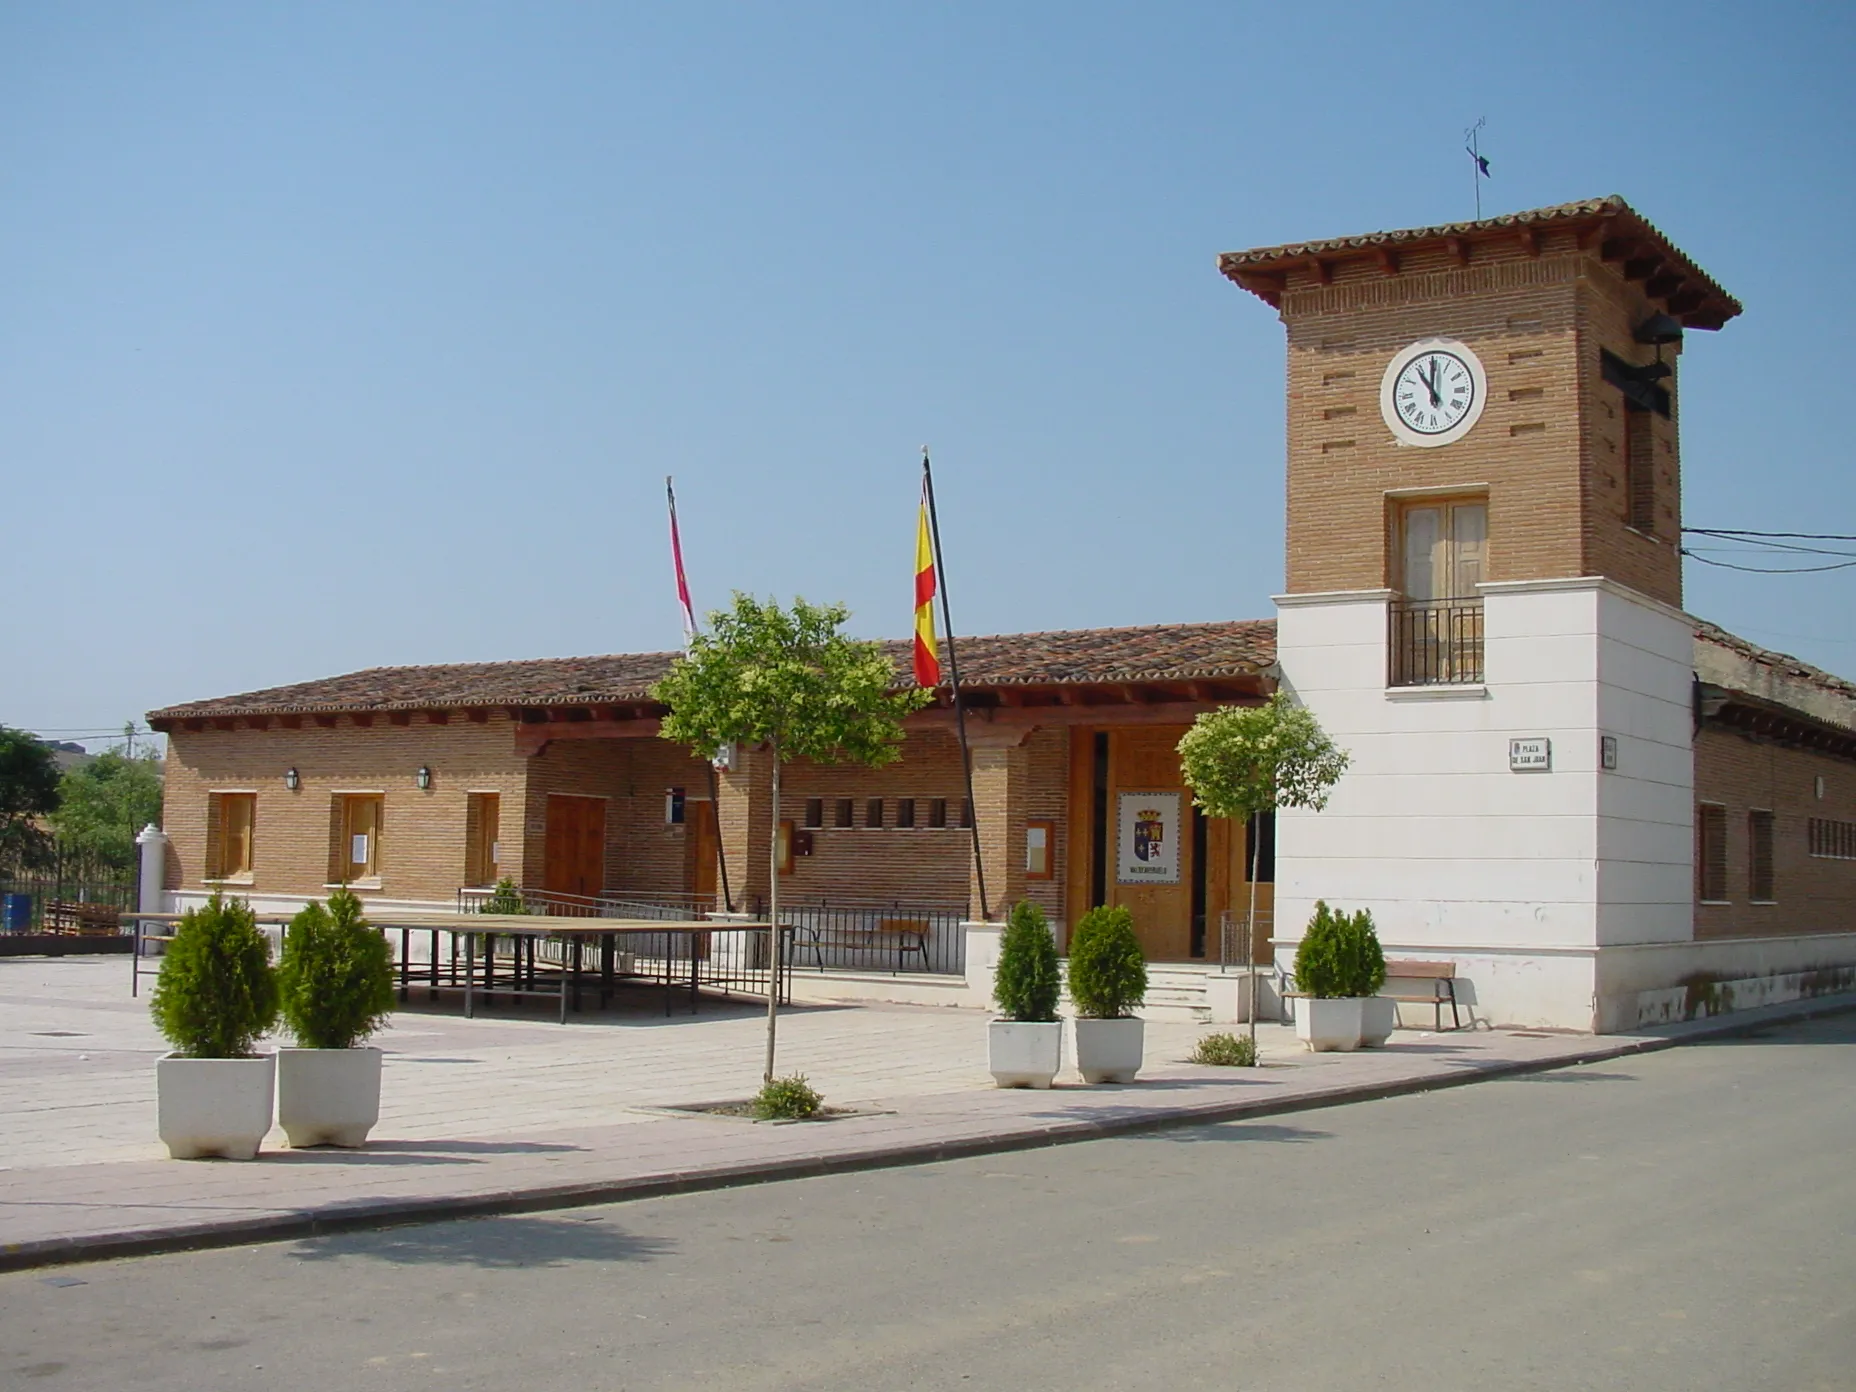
[4, 1015, 1852, 1391]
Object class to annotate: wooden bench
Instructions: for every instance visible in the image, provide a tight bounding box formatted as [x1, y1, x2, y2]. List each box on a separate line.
[1381, 959, 1461, 1031]
[43, 902, 126, 937]
[1282, 960, 1463, 1032]
[793, 917, 931, 973]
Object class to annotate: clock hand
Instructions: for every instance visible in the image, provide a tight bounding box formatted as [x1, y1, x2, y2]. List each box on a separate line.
[1421, 359, 1440, 407]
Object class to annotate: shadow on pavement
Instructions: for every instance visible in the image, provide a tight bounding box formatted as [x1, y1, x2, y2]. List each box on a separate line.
[286, 1213, 675, 1268]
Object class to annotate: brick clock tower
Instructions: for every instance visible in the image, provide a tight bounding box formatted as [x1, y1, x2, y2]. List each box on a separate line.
[1222, 197, 1741, 1029]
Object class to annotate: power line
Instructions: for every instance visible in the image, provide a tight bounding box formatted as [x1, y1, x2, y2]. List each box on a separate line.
[1685, 528, 1856, 542]
[1682, 550, 1856, 575]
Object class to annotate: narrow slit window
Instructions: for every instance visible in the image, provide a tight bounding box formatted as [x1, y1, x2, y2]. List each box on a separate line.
[928, 797, 948, 829]
[803, 798, 824, 830]
[865, 798, 884, 829]
[1749, 810, 1775, 903]
[1698, 803, 1728, 903]
[834, 798, 855, 829]
[895, 798, 915, 829]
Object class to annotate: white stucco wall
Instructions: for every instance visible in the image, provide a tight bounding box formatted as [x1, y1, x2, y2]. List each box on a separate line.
[1272, 577, 1697, 1030]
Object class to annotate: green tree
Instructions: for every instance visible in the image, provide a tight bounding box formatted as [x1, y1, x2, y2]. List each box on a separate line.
[51, 749, 164, 873]
[1177, 692, 1350, 1059]
[652, 593, 931, 1081]
[0, 727, 61, 872]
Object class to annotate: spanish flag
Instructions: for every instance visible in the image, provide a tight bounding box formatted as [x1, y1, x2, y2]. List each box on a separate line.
[913, 479, 941, 687]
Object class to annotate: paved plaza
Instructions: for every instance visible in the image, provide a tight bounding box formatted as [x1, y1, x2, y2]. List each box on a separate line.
[3, 953, 1848, 1272]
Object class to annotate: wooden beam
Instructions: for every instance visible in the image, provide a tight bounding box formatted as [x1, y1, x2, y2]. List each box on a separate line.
[1306, 258, 1332, 286]
[211, 718, 235, 732]
[244, 716, 271, 731]
[280, 715, 303, 730]
[184, 719, 205, 733]
[1517, 226, 1541, 257]
[389, 712, 411, 727]
[1444, 235, 1470, 266]
[426, 711, 449, 725]
[1665, 287, 1706, 315]
[908, 699, 1258, 731]
[1579, 217, 1614, 250]
[351, 713, 373, 728]
[468, 709, 489, 724]
[314, 715, 337, 729]
[1622, 255, 1661, 283]
[1374, 247, 1400, 276]
[514, 717, 664, 757]
[1644, 270, 1687, 300]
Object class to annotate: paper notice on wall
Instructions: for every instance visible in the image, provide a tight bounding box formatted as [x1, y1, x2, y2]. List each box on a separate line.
[490, 841, 499, 865]
[350, 834, 369, 865]
[1116, 791, 1181, 886]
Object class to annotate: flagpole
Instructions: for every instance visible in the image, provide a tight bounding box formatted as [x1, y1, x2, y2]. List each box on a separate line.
[921, 448, 990, 922]
[667, 476, 733, 914]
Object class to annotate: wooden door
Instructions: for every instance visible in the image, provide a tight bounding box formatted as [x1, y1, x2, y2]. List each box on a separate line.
[685, 800, 719, 907]
[1106, 727, 1194, 961]
[544, 795, 607, 900]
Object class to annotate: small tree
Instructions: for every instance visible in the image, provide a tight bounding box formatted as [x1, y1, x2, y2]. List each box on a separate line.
[1177, 692, 1350, 1059]
[150, 893, 278, 1059]
[653, 593, 931, 1081]
[993, 900, 1061, 1022]
[482, 877, 527, 915]
[277, 888, 395, 1050]
[51, 748, 164, 874]
[1066, 905, 1147, 1019]
[0, 727, 61, 873]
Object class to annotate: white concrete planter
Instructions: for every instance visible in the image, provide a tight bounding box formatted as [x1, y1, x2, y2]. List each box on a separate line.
[277, 1047, 383, 1148]
[1294, 996, 1364, 1052]
[156, 1054, 276, 1160]
[988, 1020, 1064, 1089]
[1360, 996, 1398, 1047]
[1073, 1017, 1144, 1084]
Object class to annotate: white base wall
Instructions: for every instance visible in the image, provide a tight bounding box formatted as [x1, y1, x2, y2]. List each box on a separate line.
[1274, 578, 1697, 1032]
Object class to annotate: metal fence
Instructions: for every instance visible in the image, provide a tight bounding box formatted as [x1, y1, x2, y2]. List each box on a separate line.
[0, 876, 137, 933]
[772, 898, 966, 976]
[1217, 908, 1275, 972]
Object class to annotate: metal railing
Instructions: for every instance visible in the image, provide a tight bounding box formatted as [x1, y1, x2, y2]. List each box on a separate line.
[774, 898, 967, 976]
[1217, 908, 1274, 972]
[1388, 597, 1484, 686]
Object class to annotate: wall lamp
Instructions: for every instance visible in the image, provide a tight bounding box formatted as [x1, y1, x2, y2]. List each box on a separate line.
[416, 766, 432, 790]
[284, 767, 300, 791]
[1631, 313, 1684, 381]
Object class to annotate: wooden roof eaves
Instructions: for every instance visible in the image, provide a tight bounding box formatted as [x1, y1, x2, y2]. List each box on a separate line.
[1219, 197, 1741, 330]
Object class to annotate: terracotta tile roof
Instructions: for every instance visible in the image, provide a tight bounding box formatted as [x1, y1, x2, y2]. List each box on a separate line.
[1694, 619, 1856, 732]
[1219, 195, 1741, 330]
[149, 620, 1279, 721]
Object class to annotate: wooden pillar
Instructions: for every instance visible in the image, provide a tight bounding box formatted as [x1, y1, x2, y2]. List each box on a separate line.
[967, 729, 1030, 922]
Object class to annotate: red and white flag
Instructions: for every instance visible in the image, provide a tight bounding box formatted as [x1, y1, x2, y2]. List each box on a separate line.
[667, 477, 698, 646]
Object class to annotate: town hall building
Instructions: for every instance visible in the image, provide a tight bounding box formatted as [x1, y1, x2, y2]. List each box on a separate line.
[150, 196, 1856, 1032]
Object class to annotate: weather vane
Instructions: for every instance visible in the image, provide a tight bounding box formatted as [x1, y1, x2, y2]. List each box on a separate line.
[1465, 118, 1490, 219]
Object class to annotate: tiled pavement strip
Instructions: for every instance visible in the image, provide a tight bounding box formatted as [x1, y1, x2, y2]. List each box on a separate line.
[3, 955, 1849, 1271]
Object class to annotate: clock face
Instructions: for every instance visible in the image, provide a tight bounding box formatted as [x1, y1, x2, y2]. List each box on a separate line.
[1379, 338, 1487, 447]
[1393, 351, 1474, 435]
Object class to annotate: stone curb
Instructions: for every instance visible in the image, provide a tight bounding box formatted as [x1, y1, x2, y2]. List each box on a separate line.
[4, 993, 1850, 1275]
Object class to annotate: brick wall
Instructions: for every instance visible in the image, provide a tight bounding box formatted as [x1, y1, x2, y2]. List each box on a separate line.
[779, 727, 974, 908]
[1279, 236, 1682, 607]
[163, 716, 527, 904]
[1694, 726, 1856, 938]
[518, 735, 716, 898]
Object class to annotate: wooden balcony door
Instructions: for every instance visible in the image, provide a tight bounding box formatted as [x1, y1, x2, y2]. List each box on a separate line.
[544, 794, 607, 900]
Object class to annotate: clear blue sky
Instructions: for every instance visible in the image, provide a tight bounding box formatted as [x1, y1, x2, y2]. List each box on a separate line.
[4, 2, 1852, 750]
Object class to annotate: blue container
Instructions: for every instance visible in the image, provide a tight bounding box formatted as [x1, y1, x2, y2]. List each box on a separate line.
[2, 893, 32, 933]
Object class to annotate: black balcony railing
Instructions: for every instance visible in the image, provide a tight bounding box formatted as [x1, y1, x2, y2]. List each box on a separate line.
[1388, 597, 1485, 686]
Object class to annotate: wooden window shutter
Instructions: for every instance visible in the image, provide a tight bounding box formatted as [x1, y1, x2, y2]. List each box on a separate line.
[1697, 804, 1728, 902]
[1749, 810, 1775, 902]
